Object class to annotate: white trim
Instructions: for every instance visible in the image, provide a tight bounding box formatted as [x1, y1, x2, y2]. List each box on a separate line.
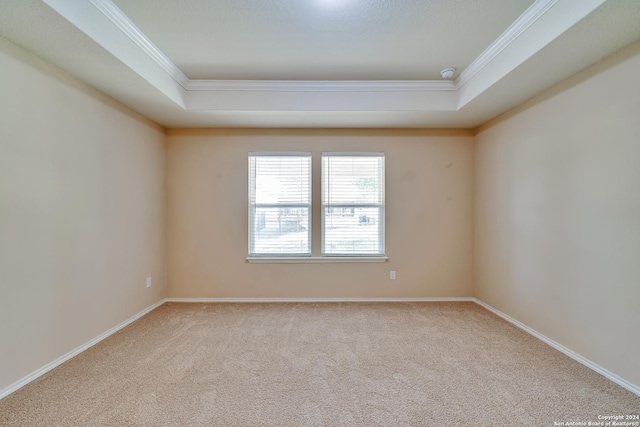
[3, 297, 637, 401]
[81, 0, 561, 96]
[165, 297, 474, 303]
[455, 0, 559, 89]
[185, 79, 456, 92]
[0, 299, 165, 401]
[248, 152, 312, 157]
[246, 256, 388, 263]
[51, 0, 601, 116]
[88, 0, 190, 89]
[78, 1, 460, 95]
[322, 152, 384, 157]
[472, 299, 640, 397]
[75, 1, 458, 94]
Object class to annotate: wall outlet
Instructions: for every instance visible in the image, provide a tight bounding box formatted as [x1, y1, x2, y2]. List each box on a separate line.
[146, 277, 152, 288]
[390, 271, 396, 280]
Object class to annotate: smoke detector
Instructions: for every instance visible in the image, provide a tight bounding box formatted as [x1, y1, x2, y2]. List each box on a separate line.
[440, 68, 456, 79]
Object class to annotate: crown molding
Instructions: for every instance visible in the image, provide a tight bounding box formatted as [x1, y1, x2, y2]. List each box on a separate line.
[85, 0, 566, 98]
[82, 0, 581, 100]
[88, 0, 457, 94]
[42, 0, 187, 107]
[185, 79, 456, 92]
[45, 0, 609, 117]
[456, 0, 559, 89]
[89, 0, 190, 89]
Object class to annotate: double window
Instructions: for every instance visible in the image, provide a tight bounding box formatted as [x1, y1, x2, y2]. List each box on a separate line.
[248, 152, 385, 258]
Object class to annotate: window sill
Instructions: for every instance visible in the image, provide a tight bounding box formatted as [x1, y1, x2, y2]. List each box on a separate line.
[246, 256, 388, 264]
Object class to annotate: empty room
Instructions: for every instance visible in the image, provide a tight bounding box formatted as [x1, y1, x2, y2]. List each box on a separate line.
[1, 0, 639, 425]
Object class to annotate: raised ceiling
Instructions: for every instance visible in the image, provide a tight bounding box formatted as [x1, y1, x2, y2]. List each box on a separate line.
[111, 0, 533, 80]
[1, 0, 640, 128]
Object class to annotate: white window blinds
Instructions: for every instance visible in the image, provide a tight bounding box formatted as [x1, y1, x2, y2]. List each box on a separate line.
[322, 153, 385, 256]
[248, 153, 311, 256]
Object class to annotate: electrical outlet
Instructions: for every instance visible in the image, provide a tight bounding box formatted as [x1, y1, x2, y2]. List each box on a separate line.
[390, 271, 396, 280]
[146, 277, 152, 288]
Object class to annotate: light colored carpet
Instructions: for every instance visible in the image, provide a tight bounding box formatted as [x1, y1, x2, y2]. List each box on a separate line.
[0, 302, 638, 426]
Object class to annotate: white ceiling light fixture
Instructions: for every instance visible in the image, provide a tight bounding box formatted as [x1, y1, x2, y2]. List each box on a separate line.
[440, 68, 456, 79]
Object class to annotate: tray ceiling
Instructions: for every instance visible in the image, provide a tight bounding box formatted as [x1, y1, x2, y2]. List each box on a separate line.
[1, 0, 639, 128]
[111, 0, 533, 81]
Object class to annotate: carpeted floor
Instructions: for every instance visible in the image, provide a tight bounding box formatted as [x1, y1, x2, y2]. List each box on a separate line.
[0, 302, 638, 426]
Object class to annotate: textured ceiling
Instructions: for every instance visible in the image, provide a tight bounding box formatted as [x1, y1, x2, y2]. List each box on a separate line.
[112, 0, 534, 80]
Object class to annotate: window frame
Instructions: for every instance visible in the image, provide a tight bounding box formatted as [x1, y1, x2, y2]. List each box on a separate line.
[321, 152, 385, 257]
[247, 152, 312, 257]
[246, 151, 387, 263]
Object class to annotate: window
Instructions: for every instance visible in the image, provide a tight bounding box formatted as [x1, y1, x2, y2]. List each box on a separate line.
[247, 152, 385, 261]
[248, 153, 311, 256]
[322, 153, 385, 256]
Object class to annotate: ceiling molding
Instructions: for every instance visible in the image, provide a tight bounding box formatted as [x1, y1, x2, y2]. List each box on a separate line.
[185, 79, 457, 92]
[42, 0, 187, 108]
[88, 0, 189, 89]
[36, 0, 625, 121]
[456, 0, 559, 89]
[185, 87, 459, 111]
[78, 0, 570, 104]
[455, 0, 607, 109]
[88, 0, 457, 94]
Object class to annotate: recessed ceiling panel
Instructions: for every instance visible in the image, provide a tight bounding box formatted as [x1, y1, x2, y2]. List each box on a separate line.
[112, 0, 534, 80]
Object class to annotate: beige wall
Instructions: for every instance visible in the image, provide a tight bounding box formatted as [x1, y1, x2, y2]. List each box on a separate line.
[167, 129, 474, 298]
[0, 38, 166, 391]
[474, 41, 640, 387]
[3, 29, 639, 398]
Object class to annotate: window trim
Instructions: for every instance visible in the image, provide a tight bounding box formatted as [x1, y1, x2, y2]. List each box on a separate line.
[246, 256, 388, 264]
[247, 151, 387, 261]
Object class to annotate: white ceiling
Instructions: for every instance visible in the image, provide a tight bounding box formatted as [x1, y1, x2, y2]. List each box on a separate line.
[111, 0, 533, 80]
[1, 0, 640, 129]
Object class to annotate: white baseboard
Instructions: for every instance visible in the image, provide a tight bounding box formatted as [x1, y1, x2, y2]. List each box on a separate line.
[3, 297, 637, 400]
[472, 298, 640, 397]
[0, 299, 166, 400]
[165, 297, 476, 303]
